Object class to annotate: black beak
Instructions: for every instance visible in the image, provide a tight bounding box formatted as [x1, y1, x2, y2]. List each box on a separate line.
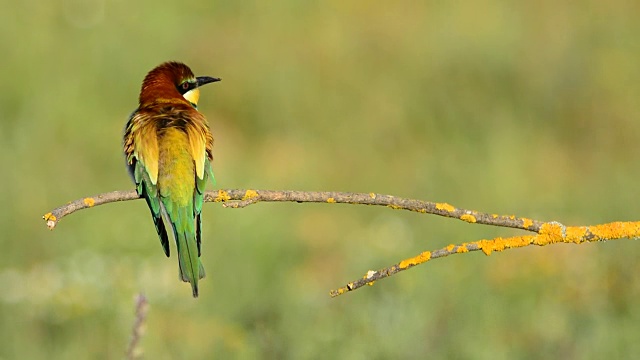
[196, 76, 221, 87]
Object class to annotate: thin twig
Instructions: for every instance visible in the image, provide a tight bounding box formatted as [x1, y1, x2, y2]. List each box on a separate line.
[330, 221, 640, 297]
[42, 189, 544, 231]
[125, 293, 149, 359]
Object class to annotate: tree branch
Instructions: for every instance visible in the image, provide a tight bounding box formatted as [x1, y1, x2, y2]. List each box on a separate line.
[329, 221, 640, 297]
[42, 189, 640, 298]
[42, 189, 545, 231]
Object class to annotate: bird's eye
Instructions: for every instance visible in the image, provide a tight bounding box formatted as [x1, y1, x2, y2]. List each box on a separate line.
[182, 82, 190, 90]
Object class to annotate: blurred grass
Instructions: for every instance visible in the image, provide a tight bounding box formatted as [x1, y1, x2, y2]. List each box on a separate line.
[2, 0, 640, 358]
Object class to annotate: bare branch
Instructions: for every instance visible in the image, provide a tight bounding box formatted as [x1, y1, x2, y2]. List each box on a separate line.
[42, 189, 544, 231]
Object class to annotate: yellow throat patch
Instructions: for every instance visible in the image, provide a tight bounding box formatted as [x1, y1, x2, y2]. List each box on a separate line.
[182, 88, 200, 107]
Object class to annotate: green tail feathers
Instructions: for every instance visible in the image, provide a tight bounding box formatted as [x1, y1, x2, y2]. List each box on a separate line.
[167, 204, 206, 298]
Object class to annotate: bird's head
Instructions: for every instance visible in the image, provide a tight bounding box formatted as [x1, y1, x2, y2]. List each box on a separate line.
[139, 61, 221, 108]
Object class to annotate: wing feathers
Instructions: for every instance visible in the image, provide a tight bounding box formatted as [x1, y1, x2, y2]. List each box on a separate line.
[185, 120, 207, 180]
[124, 106, 213, 263]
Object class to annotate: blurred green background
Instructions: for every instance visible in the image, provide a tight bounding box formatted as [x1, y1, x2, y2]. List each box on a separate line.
[2, 1, 640, 359]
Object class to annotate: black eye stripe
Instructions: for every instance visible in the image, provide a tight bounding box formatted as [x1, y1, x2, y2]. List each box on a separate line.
[177, 81, 195, 95]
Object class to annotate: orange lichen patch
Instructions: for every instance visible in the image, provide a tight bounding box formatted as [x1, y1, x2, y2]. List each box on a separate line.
[503, 235, 534, 249]
[522, 218, 534, 229]
[387, 204, 401, 210]
[43, 212, 57, 230]
[369, 193, 376, 199]
[565, 226, 588, 244]
[215, 190, 231, 202]
[83, 197, 95, 207]
[509, 215, 516, 220]
[327, 197, 336, 203]
[534, 222, 565, 245]
[331, 287, 347, 296]
[589, 221, 640, 240]
[435, 203, 455, 212]
[242, 189, 258, 200]
[461, 214, 477, 223]
[539, 222, 564, 235]
[492, 214, 499, 218]
[418, 209, 427, 213]
[446, 244, 456, 252]
[399, 251, 431, 269]
[43, 212, 56, 222]
[479, 235, 534, 255]
[456, 245, 469, 253]
[479, 239, 502, 255]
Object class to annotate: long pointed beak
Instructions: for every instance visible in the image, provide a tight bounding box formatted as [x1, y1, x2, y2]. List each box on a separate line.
[197, 76, 221, 87]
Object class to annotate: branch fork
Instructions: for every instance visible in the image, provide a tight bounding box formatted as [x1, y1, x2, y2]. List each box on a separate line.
[43, 189, 639, 297]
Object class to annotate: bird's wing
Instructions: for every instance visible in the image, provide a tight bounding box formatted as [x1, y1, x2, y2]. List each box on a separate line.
[184, 112, 210, 181]
[125, 112, 160, 184]
[124, 111, 170, 256]
[193, 160, 214, 256]
[185, 111, 215, 256]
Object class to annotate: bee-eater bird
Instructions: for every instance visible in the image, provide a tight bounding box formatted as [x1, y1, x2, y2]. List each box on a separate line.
[123, 61, 220, 297]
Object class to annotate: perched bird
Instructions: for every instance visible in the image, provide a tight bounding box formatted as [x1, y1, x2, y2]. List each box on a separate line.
[123, 62, 220, 297]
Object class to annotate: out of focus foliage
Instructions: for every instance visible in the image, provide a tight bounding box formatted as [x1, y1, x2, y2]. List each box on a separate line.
[1, 1, 639, 358]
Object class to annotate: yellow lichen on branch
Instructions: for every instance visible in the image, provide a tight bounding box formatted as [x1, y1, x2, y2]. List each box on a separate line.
[479, 236, 532, 255]
[436, 203, 455, 212]
[41, 189, 640, 298]
[461, 214, 477, 223]
[566, 226, 588, 243]
[589, 221, 640, 240]
[533, 222, 566, 246]
[43, 212, 57, 230]
[330, 221, 640, 297]
[242, 189, 258, 200]
[399, 251, 431, 269]
[43, 189, 550, 232]
[214, 190, 231, 202]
